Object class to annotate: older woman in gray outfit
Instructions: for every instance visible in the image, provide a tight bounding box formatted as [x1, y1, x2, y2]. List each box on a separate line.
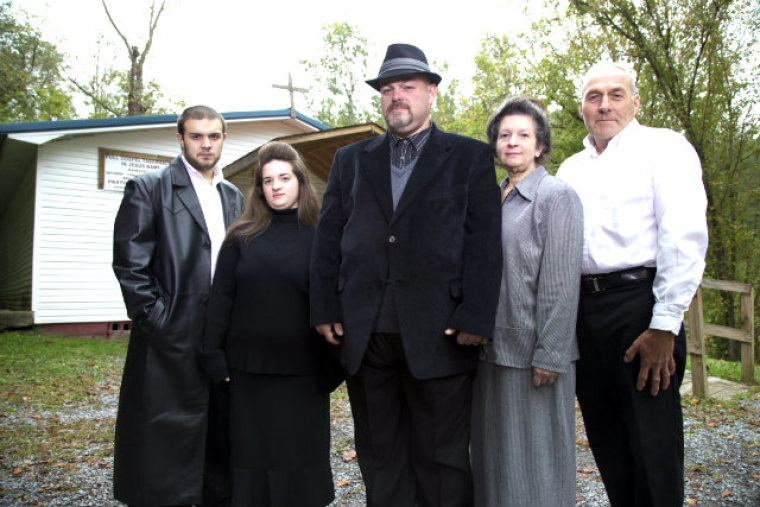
[471, 97, 583, 506]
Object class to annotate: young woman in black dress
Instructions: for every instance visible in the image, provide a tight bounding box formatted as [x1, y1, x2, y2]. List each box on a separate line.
[201, 141, 336, 507]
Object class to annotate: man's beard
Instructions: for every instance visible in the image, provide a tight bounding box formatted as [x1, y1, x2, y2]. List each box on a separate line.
[185, 150, 220, 173]
[385, 104, 413, 131]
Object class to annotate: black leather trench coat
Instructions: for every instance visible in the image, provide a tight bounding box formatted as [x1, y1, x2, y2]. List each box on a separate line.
[112, 156, 244, 505]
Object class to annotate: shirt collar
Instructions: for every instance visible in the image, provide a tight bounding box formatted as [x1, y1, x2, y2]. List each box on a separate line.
[583, 118, 640, 157]
[500, 165, 547, 202]
[181, 154, 223, 186]
[388, 125, 432, 152]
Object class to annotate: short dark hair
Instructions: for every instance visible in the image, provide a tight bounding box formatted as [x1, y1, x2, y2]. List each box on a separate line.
[485, 96, 552, 165]
[177, 105, 226, 136]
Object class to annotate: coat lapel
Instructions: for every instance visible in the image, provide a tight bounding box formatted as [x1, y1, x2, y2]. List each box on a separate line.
[360, 134, 394, 223]
[392, 126, 450, 223]
[217, 184, 237, 228]
[170, 157, 209, 235]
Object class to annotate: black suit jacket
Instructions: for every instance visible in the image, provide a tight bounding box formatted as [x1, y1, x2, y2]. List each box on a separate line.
[112, 156, 244, 505]
[310, 126, 501, 380]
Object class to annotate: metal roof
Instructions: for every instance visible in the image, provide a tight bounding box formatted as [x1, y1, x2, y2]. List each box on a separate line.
[0, 109, 327, 135]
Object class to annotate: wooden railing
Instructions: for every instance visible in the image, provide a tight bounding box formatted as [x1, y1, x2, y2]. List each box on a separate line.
[686, 279, 755, 398]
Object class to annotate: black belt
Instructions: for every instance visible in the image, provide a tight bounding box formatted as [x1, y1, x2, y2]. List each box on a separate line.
[581, 267, 656, 294]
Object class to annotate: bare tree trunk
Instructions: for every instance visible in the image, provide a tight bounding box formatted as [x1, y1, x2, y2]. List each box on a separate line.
[101, 0, 165, 116]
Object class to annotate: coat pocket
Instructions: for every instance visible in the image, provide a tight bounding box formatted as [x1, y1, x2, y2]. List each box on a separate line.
[144, 297, 167, 334]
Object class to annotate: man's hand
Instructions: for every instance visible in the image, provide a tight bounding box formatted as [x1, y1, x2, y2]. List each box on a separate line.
[316, 322, 344, 346]
[445, 328, 489, 346]
[532, 367, 559, 387]
[623, 328, 677, 396]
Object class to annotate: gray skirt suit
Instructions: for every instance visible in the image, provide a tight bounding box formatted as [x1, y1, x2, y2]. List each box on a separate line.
[471, 167, 583, 506]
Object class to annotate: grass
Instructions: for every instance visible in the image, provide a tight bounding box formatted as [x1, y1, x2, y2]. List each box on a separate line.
[0, 330, 127, 477]
[0, 330, 127, 409]
[686, 355, 760, 385]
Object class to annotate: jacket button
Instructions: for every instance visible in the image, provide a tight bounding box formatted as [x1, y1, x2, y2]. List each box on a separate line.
[203, 241, 211, 249]
[388, 235, 396, 244]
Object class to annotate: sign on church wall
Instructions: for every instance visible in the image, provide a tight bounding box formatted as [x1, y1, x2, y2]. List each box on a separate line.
[98, 148, 173, 192]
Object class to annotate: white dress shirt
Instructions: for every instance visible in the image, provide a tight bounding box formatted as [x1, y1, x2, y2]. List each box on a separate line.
[182, 156, 227, 282]
[557, 119, 708, 334]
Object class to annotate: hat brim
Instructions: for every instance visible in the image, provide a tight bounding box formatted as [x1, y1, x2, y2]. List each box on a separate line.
[366, 70, 442, 91]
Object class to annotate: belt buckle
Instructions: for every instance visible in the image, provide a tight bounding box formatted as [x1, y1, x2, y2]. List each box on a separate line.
[592, 277, 601, 293]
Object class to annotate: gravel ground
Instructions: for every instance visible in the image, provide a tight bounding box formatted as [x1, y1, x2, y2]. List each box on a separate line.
[1, 386, 758, 506]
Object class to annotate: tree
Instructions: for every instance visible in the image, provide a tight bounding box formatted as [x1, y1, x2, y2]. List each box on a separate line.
[431, 38, 524, 143]
[71, 35, 178, 118]
[0, 0, 75, 122]
[301, 22, 380, 127]
[71, 0, 179, 117]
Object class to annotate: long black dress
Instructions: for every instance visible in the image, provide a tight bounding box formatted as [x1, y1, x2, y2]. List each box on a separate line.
[201, 208, 335, 507]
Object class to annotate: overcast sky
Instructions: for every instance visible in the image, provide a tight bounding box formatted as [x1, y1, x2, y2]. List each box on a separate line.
[17, 0, 534, 118]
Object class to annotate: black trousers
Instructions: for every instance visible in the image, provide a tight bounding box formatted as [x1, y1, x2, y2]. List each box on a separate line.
[346, 333, 474, 507]
[576, 278, 685, 507]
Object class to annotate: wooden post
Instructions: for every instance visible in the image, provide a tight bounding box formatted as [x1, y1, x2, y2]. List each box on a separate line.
[687, 287, 708, 398]
[692, 279, 756, 394]
[740, 286, 755, 384]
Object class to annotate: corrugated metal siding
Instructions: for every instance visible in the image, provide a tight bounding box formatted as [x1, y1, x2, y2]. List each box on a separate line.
[307, 172, 327, 202]
[0, 168, 34, 310]
[30, 121, 314, 324]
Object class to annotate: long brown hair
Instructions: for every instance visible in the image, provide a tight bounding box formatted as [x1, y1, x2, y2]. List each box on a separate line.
[228, 141, 319, 243]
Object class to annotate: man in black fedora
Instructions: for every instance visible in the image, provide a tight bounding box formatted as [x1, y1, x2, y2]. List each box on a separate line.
[310, 43, 501, 507]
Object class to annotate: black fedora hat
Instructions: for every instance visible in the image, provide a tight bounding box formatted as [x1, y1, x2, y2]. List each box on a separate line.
[366, 43, 442, 91]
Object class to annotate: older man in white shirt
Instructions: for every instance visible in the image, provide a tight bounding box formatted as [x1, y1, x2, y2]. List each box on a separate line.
[557, 62, 708, 507]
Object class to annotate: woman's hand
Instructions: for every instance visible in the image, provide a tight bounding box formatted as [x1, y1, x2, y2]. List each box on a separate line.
[532, 367, 559, 387]
[445, 328, 489, 346]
